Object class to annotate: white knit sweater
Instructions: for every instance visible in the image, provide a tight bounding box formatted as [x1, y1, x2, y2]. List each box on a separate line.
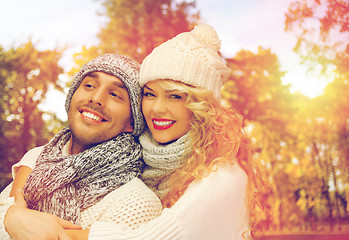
[0, 145, 162, 239]
[88, 163, 251, 240]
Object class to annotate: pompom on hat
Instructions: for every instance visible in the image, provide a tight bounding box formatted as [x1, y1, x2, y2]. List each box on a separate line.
[65, 53, 144, 136]
[139, 24, 229, 100]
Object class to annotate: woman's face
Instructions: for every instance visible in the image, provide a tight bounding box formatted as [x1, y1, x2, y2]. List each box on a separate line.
[142, 80, 193, 144]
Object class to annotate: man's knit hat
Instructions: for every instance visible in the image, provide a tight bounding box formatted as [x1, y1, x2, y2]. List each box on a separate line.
[139, 24, 229, 100]
[65, 53, 143, 136]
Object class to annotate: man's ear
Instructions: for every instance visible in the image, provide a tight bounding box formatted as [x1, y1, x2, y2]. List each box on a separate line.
[124, 121, 134, 133]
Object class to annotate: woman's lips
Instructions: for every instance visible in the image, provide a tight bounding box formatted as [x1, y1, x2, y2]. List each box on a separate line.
[152, 118, 175, 130]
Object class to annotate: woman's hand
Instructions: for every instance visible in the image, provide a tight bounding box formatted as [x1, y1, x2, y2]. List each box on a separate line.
[65, 229, 90, 240]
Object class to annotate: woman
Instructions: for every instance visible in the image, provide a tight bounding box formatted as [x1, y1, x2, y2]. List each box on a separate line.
[87, 24, 268, 240]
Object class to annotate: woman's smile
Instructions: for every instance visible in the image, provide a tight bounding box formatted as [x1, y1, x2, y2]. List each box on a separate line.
[152, 118, 176, 130]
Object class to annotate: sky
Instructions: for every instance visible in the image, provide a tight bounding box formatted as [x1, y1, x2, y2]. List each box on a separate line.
[0, 0, 333, 121]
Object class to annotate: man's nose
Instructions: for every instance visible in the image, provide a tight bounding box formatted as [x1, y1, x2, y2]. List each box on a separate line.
[89, 89, 106, 106]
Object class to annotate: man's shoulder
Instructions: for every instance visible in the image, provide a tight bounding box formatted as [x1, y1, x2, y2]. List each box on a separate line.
[16, 145, 45, 166]
[22, 146, 45, 159]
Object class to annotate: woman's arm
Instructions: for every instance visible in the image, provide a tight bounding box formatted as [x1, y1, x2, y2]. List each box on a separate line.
[88, 164, 249, 240]
[66, 230, 90, 240]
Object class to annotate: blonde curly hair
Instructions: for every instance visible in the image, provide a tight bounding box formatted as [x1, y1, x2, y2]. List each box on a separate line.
[151, 80, 270, 239]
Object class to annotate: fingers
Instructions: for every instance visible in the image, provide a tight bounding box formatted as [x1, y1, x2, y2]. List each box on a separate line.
[58, 231, 73, 240]
[14, 188, 28, 208]
[56, 216, 82, 230]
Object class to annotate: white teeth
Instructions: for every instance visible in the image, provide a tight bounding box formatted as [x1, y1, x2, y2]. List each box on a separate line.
[153, 120, 174, 126]
[82, 111, 103, 121]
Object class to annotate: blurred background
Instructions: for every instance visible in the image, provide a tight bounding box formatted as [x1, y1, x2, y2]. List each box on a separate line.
[0, 0, 348, 238]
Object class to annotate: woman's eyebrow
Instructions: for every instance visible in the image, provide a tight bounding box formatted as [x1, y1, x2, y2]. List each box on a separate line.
[143, 85, 179, 93]
[143, 85, 153, 91]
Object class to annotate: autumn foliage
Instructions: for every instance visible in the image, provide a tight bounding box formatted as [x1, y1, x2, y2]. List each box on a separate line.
[0, 0, 348, 234]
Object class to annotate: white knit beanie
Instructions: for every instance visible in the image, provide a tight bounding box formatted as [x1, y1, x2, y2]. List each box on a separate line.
[65, 54, 144, 136]
[139, 24, 228, 100]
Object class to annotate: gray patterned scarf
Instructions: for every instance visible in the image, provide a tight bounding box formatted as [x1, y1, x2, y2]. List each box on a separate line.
[140, 130, 190, 200]
[24, 127, 143, 224]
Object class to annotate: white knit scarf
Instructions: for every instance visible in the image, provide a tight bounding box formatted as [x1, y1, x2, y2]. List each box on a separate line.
[24, 127, 143, 224]
[140, 130, 191, 200]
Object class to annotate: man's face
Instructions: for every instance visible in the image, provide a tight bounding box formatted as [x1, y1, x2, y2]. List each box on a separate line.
[68, 72, 133, 153]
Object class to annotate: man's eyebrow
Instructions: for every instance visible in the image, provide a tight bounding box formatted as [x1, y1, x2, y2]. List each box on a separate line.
[85, 72, 126, 89]
[85, 72, 98, 78]
[113, 80, 127, 89]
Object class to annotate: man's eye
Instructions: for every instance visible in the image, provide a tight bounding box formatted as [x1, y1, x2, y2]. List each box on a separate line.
[110, 92, 121, 99]
[84, 84, 94, 88]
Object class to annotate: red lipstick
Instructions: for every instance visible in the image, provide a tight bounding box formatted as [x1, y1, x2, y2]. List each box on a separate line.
[152, 118, 175, 130]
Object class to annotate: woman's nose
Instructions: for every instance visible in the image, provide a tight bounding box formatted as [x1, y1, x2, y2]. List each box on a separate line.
[152, 98, 167, 114]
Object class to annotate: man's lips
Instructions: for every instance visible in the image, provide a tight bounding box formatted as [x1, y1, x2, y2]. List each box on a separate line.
[152, 118, 175, 130]
[80, 109, 107, 122]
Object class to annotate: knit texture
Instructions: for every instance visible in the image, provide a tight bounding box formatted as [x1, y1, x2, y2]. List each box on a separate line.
[139, 24, 229, 100]
[140, 130, 190, 200]
[80, 178, 162, 229]
[23, 127, 143, 225]
[87, 165, 249, 240]
[0, 145, 162, 233]
[0, 204, 12, 240]
[65, 53, 143, 136]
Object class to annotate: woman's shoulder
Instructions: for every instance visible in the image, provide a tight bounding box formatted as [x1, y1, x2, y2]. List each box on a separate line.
[180, 161, 247, 201]
[170, 161, 249, 239]
[207, 161, 248, 185]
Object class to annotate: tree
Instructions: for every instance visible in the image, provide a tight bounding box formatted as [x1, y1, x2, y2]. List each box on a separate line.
[69, 0, 199, 72]
[221, 47, 299, 231]
[285, 0, 349, 71]
[97, 0, 199, 62]
[285, 0, 349, 228]
[222, 47, 293, 128]
[0, 46, 17, 189]
[0, 41, 64, 190]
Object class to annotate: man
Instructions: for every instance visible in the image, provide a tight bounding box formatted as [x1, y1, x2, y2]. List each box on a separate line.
[0, 54, 161, 240]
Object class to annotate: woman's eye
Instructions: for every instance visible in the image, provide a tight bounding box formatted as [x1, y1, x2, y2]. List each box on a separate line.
[170, 94, 182, 99]
[143, 92, 155, 97]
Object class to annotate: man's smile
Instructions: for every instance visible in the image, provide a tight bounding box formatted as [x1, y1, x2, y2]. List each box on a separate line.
[80, 109, 107, 122]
